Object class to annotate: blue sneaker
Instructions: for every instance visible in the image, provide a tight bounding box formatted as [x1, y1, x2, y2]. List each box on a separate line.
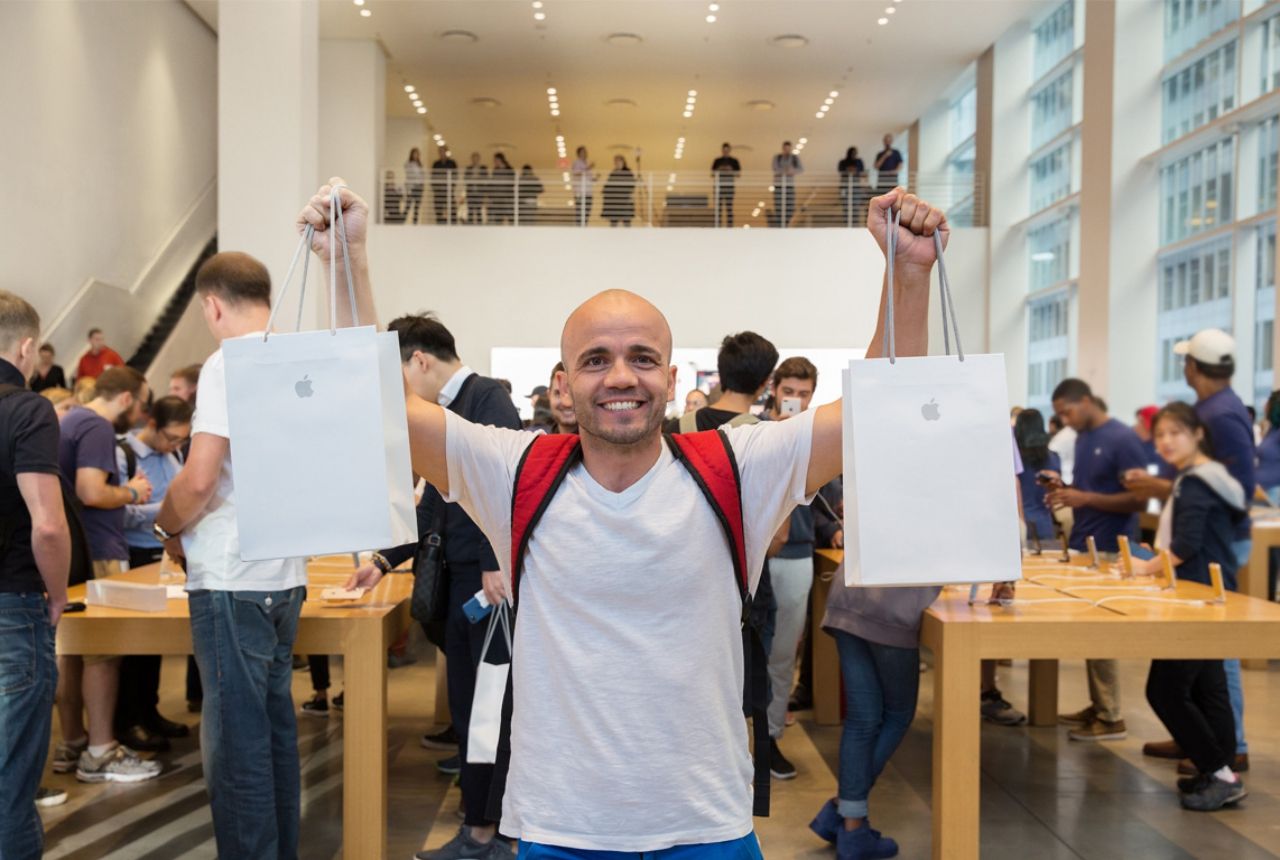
[810, 798, 841, 844]
[837, 823, 899, 860]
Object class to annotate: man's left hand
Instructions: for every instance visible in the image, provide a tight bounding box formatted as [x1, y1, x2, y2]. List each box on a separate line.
[1046, 488, 1090, 509]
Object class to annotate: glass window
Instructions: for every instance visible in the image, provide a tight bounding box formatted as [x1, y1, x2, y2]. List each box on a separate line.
[1164, 0, 1240, 62]
[1263, 13, 1280, 94]
[1156, 234, 1234, 401]
[1161, 39, 1240, 143]
[1159, 137, 1234, 245]
[1260, 115, 1279, 212]
[1031, 68, 1075, 149]
[1034, 0, 1076, 80]
[1028, 214, 1073, 292]
[1027, 290, 1072, 414]
[1256, 221, 1277, 406]
[1030, 140, 1074, 213]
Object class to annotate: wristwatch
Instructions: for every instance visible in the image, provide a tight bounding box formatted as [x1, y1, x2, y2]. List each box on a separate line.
[153, 522, 179, 543]
[370, 552, 391, 574]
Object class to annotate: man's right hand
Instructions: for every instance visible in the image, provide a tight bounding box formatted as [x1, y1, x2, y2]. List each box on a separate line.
[47, 590, 67, 626]
[128, 473, 153, 504]
[345, 563, 384, 591]
[297, 178, 369, 261]
[482, 570, 508, 607]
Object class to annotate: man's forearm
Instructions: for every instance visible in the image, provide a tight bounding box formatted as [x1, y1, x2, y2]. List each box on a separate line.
[1083, 491, 1146, 514]
[156, 471, 216, 534]
[865, 264, 932, 360]
[328, 246, 378, 329]
[34, 526, 71, 601]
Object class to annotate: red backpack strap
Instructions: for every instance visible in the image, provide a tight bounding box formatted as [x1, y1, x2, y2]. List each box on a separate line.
[666, 429, 748, 601]
[510, 433, 582, 596]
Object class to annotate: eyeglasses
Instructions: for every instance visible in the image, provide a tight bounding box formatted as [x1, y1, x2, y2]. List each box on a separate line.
[158, 427, 190, 447]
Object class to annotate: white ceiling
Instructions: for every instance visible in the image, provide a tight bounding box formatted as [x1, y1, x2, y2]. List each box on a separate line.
[195, 0, 1050, 175]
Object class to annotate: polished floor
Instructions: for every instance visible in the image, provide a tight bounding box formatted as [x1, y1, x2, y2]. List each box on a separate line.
[38, 636, 1280, 859]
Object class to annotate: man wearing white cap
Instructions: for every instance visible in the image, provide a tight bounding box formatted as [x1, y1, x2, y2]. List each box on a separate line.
[1125, 327, 1254, 773]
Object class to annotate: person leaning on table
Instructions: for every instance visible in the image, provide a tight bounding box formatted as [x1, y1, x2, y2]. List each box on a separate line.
[1129, 402, 1247, 812]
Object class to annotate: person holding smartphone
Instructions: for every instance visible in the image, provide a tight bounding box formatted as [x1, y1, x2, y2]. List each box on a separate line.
[1045, 378, 1147, 743]
[1129, 403, 1246, 811]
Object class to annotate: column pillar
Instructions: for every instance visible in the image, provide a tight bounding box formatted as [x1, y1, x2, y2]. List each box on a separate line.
[218, 0, 318, 325]
[319, 40, 386, 206]
[1076, 0, 1117, 393]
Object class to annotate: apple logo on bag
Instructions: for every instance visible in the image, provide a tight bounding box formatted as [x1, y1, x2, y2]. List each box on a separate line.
[921, 398, 941, 421]
[295, 375, 314, 399]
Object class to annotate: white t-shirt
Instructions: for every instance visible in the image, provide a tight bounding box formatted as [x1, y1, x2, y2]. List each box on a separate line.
[443, 407, 816, 851]
[181, 341, 307, 592]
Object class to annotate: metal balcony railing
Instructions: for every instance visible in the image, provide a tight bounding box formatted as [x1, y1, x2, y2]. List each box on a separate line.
[376, 169, 986, 229]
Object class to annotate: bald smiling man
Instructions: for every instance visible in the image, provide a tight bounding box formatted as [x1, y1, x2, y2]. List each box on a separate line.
[299, 179, 946, 859]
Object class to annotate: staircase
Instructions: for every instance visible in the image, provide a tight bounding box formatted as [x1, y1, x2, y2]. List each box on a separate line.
[126, 236, 218, 373]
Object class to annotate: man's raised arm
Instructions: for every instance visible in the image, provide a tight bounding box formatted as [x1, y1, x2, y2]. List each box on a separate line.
[805, 188, 948, 495]
[297, 177, 450, 495]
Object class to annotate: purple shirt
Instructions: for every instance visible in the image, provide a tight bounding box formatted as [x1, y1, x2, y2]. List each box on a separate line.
[1195, 388, 1256, 541]
[1070, 418, 1147, 553]
[58, 406, 127, 561]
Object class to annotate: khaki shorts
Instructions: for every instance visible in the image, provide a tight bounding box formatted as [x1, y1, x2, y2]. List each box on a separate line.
[78, 559, 127, 664]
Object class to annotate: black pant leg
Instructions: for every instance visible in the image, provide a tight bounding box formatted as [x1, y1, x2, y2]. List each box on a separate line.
[308, 655, 330, 692]
[1146, 660, 1233, 774]
[186, 656, 203, 704]
[119, 546, 165, 728]
[1191, 660, 1236, 768]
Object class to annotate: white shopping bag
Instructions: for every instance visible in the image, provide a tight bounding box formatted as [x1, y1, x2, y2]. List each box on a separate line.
[842, 212, 1021, 587]
[223, 188, 418, 560]
[468, 602, 512, 765]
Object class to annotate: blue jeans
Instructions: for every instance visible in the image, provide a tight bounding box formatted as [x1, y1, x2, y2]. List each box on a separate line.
[0, 593, 57, 860]
[834, 630, 920, 820]
[1227, 539, 1251, 754]
[518, 833, 763, 859]
[189, 587, 305, 860]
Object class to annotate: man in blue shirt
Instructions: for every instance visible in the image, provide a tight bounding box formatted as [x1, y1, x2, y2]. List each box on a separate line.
[1046, 378, 1147, 743]
[1123, 328, 1254, 771]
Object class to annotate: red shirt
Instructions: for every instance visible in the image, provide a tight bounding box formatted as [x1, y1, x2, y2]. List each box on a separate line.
[76, 347, 125, 380]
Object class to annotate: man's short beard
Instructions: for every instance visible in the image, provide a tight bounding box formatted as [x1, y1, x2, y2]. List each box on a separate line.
[574, 398, 665, 447]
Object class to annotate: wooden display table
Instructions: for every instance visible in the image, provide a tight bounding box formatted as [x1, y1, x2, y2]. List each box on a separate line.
[56, 557, 413, 860]
[922, 562, 1280, 860]
[808, 551, 1280, 859]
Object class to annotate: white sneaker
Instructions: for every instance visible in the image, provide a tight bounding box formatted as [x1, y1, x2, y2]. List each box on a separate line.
[51, 738, 87, 774]
[75, 745, 162, 783]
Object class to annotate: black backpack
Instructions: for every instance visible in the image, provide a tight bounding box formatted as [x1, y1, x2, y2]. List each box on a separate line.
[0, 385, 94, 586]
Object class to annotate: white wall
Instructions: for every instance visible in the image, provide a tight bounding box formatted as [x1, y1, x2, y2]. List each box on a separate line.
[319, 40, 386, 198]
[0, 0, 217, 361]
[364, 226, 989, 377]
[143, 294, 217, 394]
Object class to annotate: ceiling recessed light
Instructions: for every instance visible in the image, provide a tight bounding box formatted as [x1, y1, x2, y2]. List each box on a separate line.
[534, 12, 546, 20]
[547, 87, 557, 95]
[799, 137, 808, 144]
[886, 6, 895, 13]
[606, 32, 644, 45]
[816, 112, 824, 118]
[830, 91, 840, 98]
[404, 85, 415, 93]
[353, 0, 364, 5]
[709, 2, 720, 9]
[824, 98, 834, 105]
[551, 109, 560, 116]
[532, 0, 543, 6]
[360, 9, 371, 17]
[416, 107, 427, 114]
[439, 29, 480, 43]
[471, 97, 502, 108]
[706, 14, 716, 22]
[878, 17, 888, 25]
[770, 34, 809, 49]
[683, 111, 693, 118]
[688, 90, 698, 97]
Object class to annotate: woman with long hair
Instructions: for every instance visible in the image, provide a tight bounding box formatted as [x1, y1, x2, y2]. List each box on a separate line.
[405, 147, 426, 224]
[1014, 408, 1061, 546]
